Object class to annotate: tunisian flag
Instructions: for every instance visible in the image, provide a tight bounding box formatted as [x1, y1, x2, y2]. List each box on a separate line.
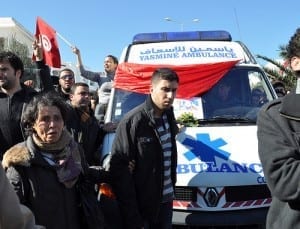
[114, 60, 239, 99]
[34, 17, 61, 68]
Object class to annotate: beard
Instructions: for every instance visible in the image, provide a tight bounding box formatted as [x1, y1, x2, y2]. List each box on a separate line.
[0, 79, 13, 90]
[63, 87, 71, 93]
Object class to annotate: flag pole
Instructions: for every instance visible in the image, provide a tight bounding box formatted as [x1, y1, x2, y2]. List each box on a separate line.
[56, 32, 73, 48]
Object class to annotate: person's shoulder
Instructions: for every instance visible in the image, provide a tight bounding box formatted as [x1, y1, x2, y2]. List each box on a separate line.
[93, 71, 106, 78]
[2, 142, 30, 169]
[264, 98, 282, 108]
[260, 98, 282, 112]
[89, 112, 102, 127]
[99, 71, 106, 77]
[99, 75, 111, 85]
[21, 84, 38, 95]
[65, 104, 79, 119]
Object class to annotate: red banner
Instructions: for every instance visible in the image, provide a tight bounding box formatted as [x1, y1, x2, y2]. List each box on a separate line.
[34, 17, 61, 68]
[114, 60, 239, 99]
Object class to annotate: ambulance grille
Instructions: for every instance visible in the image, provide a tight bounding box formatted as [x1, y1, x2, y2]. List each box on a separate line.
[174, 185, 270, 202]
[225, 184, 271, 202]
[174, 186, 197, 201]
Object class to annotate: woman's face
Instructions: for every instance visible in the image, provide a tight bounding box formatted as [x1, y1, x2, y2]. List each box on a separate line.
[33, 105, 64, 144]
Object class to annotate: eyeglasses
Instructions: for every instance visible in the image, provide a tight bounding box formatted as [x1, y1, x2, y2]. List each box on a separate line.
[60, 75, 74, 80]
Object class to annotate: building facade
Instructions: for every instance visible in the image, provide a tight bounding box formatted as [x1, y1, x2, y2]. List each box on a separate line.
[0, 17, 98, 91]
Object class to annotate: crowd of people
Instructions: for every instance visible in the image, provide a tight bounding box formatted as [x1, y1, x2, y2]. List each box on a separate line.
[1, 26, 300, 229]
[0, 36, 180, 229]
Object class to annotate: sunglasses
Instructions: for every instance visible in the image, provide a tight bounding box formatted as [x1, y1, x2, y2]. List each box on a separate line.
[60, 75, 74, 80]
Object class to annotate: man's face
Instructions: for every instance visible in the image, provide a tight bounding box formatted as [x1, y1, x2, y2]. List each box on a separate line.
[150, 79, 178, 113]
[0, 60, 21, 90]
[218, 83, 231, 101]
[59, 70, 75, 93]
[70, 86, 90, 109]
[291, 56, 300, 77]
[104, 57, 118, 74]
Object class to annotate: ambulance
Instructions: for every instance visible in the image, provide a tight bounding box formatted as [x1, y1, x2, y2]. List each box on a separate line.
[102, 30, 277, 227]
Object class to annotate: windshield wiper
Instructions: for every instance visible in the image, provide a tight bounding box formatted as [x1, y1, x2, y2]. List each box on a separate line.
[198, 116, 256, 124]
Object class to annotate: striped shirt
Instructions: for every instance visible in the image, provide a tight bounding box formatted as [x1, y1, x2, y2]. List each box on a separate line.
[155, 114, 174, 202]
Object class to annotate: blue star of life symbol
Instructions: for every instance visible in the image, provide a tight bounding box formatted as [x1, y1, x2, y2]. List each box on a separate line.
[182, 133, 231, 165]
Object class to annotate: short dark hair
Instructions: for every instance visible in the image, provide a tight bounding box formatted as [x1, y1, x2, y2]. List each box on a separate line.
[106, 55, 119, 65]
[22, 91, 69, 135]
[90, 91, 99, 102]
[70, 82, 89, 94]
[0, 51, 24, 78]
[59, 68, 74, 77]
[272, 81, 285, 89]
[151, 68, 179, 84]
[287, 28, 300, 60]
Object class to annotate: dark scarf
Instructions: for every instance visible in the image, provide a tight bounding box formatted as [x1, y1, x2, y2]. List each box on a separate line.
[32, 129, 83, 188]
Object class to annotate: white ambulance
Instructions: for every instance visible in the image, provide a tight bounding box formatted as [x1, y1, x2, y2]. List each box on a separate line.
[102, 30, 276, 228]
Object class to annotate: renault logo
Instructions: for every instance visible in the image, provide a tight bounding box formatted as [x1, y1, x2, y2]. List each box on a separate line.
[204, 187, 220, 207]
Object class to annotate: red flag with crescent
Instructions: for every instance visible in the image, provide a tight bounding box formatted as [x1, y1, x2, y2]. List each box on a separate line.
[34, 17, 61, 68]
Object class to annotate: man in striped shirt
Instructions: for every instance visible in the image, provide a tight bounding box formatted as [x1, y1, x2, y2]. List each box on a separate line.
[110, 68, 179, 229]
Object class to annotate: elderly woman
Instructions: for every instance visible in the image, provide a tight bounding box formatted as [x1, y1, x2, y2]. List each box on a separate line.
[2, 91, 106, 229]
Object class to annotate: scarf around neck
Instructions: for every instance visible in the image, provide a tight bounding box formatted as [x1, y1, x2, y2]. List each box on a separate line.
[33, 129, 83, 188]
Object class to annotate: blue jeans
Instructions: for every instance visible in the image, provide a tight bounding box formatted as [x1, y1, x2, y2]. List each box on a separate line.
[144, 201, 173, 229]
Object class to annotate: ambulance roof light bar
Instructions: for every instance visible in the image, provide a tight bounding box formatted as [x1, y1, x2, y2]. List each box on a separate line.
[132, 30, 232, 44]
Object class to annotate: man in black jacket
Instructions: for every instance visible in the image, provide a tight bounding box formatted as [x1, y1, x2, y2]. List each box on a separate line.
[0, 49, 52, 159]
[66, 82, 104, 166]
[109, 68, 179, 229]
[57, 67, 75, 102]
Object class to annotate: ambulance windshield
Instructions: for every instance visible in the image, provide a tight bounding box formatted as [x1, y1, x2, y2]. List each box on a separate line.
[110, 66, 274, 125]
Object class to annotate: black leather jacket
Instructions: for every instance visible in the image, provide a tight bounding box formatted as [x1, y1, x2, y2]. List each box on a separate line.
[109, 96, 178, 228]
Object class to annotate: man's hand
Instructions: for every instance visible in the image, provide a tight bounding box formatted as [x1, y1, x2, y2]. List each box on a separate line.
[128, 160, 135, 174]
[72, 46, 80, 55]
[32, 36, 43, 61]
[24, 80, 35, 88]
[71, 46, 83, 67]
[102, 122, 118, 132]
